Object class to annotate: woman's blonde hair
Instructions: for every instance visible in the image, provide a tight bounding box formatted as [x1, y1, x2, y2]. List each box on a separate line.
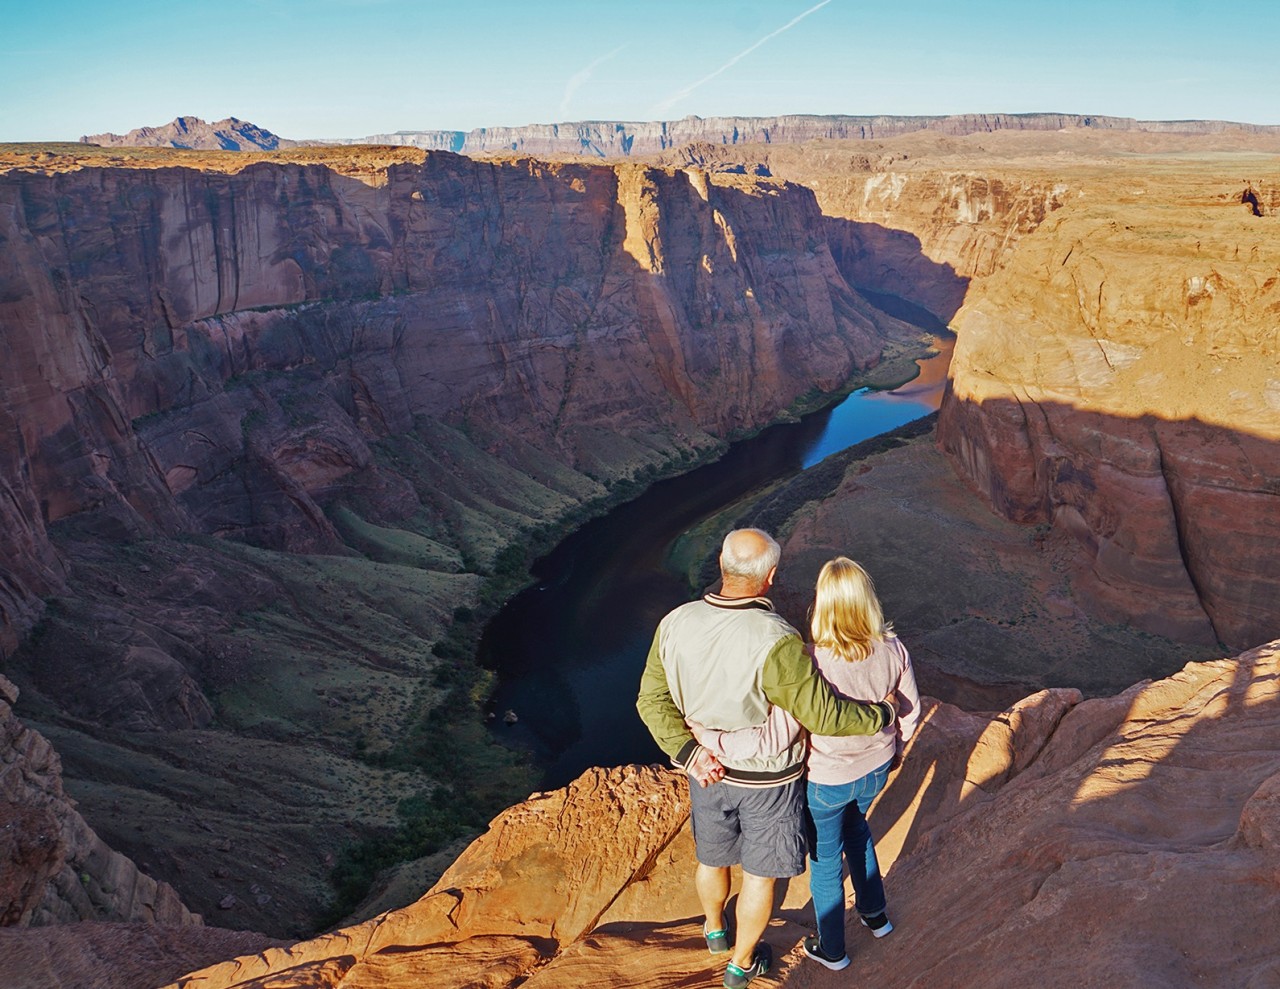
[810, 556, 891, 661]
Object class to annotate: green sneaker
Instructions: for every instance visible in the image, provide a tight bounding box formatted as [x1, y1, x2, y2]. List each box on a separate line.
[704, 923, 731, 954]
[724, 946, 770, 988]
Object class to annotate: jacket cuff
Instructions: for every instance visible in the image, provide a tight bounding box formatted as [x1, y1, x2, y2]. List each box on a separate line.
[878, 701, 897, 727]
[674, 738, 700, 771]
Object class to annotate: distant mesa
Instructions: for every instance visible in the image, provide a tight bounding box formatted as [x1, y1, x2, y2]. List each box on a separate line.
[80, 112, 1280, 157]
[331, 112, 1280, 158]
[80, 115, 291, 151]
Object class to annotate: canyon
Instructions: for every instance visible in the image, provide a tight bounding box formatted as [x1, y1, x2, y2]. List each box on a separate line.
[0, 141, 923, 936]
[2, 123, 1278, 986]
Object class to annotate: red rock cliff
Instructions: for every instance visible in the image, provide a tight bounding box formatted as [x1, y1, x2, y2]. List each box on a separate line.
[937, 166, 1280, 649]
[0, 675, 196, 928]
[0, 149, 907, 656]
[670, 135, 1280, 650]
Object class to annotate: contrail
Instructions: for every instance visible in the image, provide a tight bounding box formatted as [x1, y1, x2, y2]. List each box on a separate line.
[560, 44, 629, 119]
[652, 0, 835, 116]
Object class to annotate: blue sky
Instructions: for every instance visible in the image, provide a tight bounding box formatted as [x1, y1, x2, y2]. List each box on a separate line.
[3, 0, 1278, 142]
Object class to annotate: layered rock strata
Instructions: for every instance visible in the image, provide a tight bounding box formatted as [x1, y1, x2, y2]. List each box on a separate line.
[662, 135, 1280, 649]
[81, 112, 1280, 159]
[320, 113, 1280, 157]
[938, 166, 1280, 649]
[0, 148, 906, 658]
[0, 924, 279, 989]
[0, 146, 915, 932]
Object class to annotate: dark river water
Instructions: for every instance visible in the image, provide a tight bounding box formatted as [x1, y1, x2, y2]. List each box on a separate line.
[478, 336, 954, 788]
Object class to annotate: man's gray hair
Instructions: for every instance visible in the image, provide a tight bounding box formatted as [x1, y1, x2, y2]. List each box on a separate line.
[720, 528, 781, 584]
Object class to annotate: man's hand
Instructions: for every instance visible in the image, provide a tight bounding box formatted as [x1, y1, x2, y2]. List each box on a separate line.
[686, 744, 725, 787]
[881, 690, 900, 720]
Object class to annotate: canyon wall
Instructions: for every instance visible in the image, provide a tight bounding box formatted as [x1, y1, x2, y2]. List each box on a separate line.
[79, 113, 1280, 158]
[663, 139, 1076, 324]
[661, 136, 1280, 650]
[0, 675, 196, 928]
[0, 148, 907, 658]
[937, 167, 1280, 650]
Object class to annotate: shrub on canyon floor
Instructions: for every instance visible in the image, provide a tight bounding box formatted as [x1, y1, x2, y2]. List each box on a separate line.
[325, 653, 535, 924]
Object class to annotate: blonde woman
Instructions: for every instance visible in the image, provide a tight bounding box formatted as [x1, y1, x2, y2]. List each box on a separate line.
[689, 556, 920, 972]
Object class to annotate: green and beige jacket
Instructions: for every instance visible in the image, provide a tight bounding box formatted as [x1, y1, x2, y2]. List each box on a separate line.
[636, 592, 894, 786]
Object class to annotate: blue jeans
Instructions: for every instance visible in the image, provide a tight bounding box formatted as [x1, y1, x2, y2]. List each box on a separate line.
[806, 759, 892, 958]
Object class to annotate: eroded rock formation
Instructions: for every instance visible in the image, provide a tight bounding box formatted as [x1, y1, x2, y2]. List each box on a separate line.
[0, 675, 196, 928]
[5, 129, 1278, 970]
[327, 113, 1280, 157]
[661, 133, 1280, 650]
[82, 112, 1280, 160]
[0, 147, 910, 658]
[0, 145, 919, 933]
[938, 167, 1280, 649]
[80, 116, 286, 151]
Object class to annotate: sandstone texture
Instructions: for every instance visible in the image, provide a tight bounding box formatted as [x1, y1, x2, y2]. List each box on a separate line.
[937, 160, 1280, 650]
[664, 129, 1280, 321]
[3, 129, 1278, 961]
[0, 674, 196, 928]
[660, 132, 1280, 652]
[0, 923, 280, 989]
[0, 146, 907, 658]
[779, 642, 1280, 989]
[763, 428, 1216, 700]
[115, 641, 1280, 989]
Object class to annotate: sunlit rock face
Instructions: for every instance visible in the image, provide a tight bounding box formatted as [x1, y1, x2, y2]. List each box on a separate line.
[0, 149, 905, 656]
[938, 169, 1280, 650]
[141, 641, 1280, 989]
[0, 142, 935, 938]
[662, 132, 1280, 651]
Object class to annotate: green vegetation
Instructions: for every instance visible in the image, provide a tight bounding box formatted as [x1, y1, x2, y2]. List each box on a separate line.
[325, 382, 946, 923]
[324, 663, 536, 925]
[329, 506, 462, 571]
[239, 409, 266, 436]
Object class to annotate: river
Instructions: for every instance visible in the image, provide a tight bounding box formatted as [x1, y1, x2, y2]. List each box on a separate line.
[478, 335, 954, 789]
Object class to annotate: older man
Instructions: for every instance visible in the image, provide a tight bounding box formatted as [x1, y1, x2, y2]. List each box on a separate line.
[637, 528, 895, 988]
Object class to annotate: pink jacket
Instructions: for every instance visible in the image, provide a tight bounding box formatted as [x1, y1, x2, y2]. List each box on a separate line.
[692, 636, 920, 785]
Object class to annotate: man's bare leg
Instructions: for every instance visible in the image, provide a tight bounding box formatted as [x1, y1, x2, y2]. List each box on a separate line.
[696, 862, 731, 934]
[729, 871, 775, 971]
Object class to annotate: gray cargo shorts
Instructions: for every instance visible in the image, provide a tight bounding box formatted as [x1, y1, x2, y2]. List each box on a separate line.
[687, 777, 806, 878]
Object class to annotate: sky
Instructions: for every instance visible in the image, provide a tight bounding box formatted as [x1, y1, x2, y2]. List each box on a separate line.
[3, 0, 1279, 142]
